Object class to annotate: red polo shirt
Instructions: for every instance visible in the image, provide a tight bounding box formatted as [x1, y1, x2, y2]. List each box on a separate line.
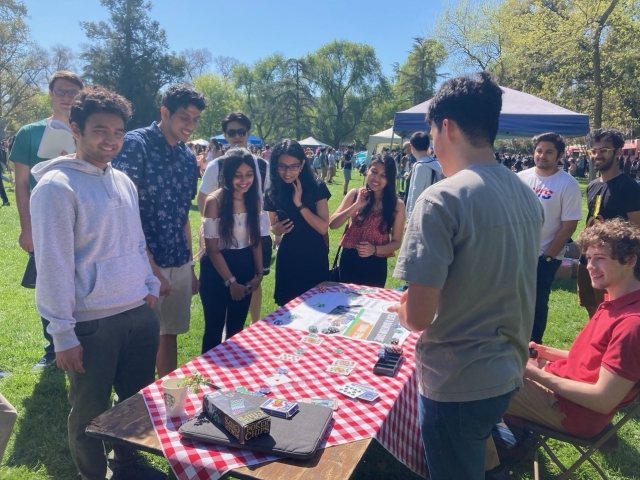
[545, 289, 640, 438]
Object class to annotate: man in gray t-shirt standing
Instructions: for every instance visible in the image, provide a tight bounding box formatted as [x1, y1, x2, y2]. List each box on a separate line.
[391, 73, 543, 480]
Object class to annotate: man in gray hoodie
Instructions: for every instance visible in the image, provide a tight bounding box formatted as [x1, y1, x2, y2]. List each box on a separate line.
[30, 86, 162, 480]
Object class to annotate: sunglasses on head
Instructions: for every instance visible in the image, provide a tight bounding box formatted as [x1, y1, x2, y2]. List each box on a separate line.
[226, 128, 247, 138]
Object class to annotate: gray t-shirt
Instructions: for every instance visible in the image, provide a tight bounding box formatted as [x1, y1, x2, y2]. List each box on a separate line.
[394, 163, 543, 402]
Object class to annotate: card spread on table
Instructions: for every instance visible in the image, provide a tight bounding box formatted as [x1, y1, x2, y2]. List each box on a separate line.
[262, 374, 292, 387]
[276, 353, 301, 363]
[326, 359, 357, 375]
[343, 382, 380, 402]
[337, 383, 366, 398]
[301, 397, 339, 410]
[300, 335, 324, 345]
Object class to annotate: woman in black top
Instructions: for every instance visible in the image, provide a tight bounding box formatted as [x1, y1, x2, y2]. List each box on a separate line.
[265, 140, 331, 306]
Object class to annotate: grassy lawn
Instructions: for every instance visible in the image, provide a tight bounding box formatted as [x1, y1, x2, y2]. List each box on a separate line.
[0, 171, 639, 479]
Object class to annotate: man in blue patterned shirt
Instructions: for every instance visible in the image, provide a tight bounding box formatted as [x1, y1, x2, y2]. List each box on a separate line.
[113, 84, 207, 377]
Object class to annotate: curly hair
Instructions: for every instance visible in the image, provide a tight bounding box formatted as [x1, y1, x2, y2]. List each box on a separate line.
[586, 128, 625, 150]
[355, 154, 398, 234]
[217, 148, 261, 248]
[577, 218, 640, 281]
[532, 132, 565, 157]
[162, 83, 207, 114]
[69, 86, 132, 133]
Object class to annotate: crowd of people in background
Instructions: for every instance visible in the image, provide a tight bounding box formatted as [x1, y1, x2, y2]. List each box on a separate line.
[2, 69, 640, 480]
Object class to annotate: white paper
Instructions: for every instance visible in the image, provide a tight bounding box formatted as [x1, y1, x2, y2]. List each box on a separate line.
[37, 121, 76, 159]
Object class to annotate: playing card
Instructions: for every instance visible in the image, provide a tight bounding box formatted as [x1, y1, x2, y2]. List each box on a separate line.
[358, 390, 380, 402]
[276, 353, 301, 363]
[301, 397, 339, 410]
[326, 365, 353, 375]
[301, 335, 324, 345]
[337, 383, 366, 398]
[349, 382, 377, 393]
[332, 359, 356, 368]
[262, 374, 292, 387]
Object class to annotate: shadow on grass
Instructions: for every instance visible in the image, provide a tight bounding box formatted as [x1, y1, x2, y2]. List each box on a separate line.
[352, 440, 423, 480]
[551, 278, 578, 294]
[7, 366, 75, 478]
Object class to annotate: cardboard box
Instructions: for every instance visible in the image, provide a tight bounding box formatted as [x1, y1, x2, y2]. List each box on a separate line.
[203, 391, 271, 444]
[564, 242, 581, 259]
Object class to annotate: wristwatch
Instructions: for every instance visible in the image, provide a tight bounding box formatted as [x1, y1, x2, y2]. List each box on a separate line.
[542, 255, 554, 263]
[224, 276, 237, 287]
[296, 203, 307, 211]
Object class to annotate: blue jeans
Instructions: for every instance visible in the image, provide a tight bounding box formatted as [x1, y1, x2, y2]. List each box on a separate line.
[418, 390, 516, 480]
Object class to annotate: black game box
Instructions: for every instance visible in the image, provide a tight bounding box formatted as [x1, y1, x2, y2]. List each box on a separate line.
[203, 391, 271, 444]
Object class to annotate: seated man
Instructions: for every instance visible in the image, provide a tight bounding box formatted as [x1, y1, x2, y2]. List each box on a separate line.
[491, 218, 640, 454]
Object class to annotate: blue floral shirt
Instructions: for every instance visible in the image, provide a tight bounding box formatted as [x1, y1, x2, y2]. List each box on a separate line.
[112, 122, 198, 268]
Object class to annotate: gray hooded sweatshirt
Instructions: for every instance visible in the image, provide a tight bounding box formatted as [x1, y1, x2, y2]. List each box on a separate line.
[30, 156, 160, 352]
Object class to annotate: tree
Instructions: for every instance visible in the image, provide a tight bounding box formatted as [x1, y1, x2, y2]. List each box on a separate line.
[191, 73, 241, 139]
[80, 0, 186, 128]
[393, 37, 447, 108]
[305, 40, 390, 147]
[212, 55, 240, 79]
[0, 0, 46, 138]
[42, 44, 79, 79]
[181, 48, 212, 81]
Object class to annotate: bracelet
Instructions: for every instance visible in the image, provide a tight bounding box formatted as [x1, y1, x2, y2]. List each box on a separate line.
[296, 203, 307, 211]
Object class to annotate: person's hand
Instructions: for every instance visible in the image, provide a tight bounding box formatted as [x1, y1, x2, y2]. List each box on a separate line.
[524, 359, 544, 381]
[230, 281, 246, 301]
[356, 242, 375, 257]
[56, 344, 85, 373]
[191, 268, 200, 295]
[156, 272, 171, 296]
[19, 228, 34, 253]
[274, 235, 282, 249]
[245, 274, 263, 294]
[272, 219, 294, 236]
[292, 179, 303, 206]
[144, 294, 158, 309]
[388, 289, 408, 325]
[354, 187, 369, 209]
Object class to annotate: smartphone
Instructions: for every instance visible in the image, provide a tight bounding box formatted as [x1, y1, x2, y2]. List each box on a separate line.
[276, 209, 289, 221]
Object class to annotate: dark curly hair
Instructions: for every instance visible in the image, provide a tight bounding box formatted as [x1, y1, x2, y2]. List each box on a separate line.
[577, 218, 640, 281]
[69, 85, 132, 133]
[356, 154, 398, 234]
[265, 139, 320, 209]
[162, 83, 207, 115]
[427, 71, 502, 147]
[218, 148, 261, 248]
[586, 128, 625, 150]
[532, 132, 566, 157]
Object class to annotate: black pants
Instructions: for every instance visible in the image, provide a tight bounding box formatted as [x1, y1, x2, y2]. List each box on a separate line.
[199, 248, 254, 354]
[338, 247, 388, 288]
[0, 178, 8, 204]
[531, 256, 562, 344]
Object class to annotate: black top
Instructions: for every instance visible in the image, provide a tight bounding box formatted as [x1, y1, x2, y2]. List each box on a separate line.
[343, 151, 353, 170]
[586, 173, 640, 226]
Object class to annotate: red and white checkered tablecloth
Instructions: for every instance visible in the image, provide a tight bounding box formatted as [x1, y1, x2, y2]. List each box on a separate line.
[141, 285, 428, 479]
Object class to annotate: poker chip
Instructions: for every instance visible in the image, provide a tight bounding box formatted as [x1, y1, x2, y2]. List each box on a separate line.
[377, 349, 388, 360]
[308, 325, 318, 333]
[394, 328, 404, 334]
[295, 348, 306, 354]
[390, 338, 399, 345]
[393, 323, 401, 328]
[277, 368, 289, 375]
[259, 387, 271, 395]
[333, 348, 343, 354]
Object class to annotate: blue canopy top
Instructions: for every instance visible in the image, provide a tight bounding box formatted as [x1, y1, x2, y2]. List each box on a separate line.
[214, 134, 264, 147]
[393, 86, 590, 139]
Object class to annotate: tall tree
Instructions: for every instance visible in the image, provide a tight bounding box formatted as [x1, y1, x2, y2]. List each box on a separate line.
[42, 44, 79, 79]
[80, 0, 186, 128]
[212, 55, 240, 79]
[393, 37, 447, 108]
[0, 0, 46, 137]
[305, 40, 390, 147]
[191, 73, 242, 139]
[181, 48, 212, 81]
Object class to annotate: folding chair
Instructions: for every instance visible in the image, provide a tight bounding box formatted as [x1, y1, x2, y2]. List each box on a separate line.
[516, 400, 640, 479]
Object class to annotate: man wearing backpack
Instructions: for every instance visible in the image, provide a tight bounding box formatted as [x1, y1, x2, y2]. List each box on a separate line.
[405, 131, 443, 219]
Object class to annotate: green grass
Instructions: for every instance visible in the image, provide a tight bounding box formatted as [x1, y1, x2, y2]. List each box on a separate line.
[0, 172, 639, 479]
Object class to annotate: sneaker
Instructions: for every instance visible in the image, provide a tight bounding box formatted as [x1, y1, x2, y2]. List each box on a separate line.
[32, 355, 56, 371]
[0, 370, 11, 379]
[2, 202, 8, 207]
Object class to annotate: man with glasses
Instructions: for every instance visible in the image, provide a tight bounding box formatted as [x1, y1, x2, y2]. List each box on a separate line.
[112, 84, 207, 378]
[578, 128, 640, 318]
[197, 112, 271, 326]
[9, 70, 84, 370]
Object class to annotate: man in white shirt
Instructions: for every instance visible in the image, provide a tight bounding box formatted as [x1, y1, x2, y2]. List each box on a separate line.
[405, 131, 443, 219]
[518, 132, 582, 343]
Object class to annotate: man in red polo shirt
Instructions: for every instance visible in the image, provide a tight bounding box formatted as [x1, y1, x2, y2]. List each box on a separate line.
[490, 218, 640, 450]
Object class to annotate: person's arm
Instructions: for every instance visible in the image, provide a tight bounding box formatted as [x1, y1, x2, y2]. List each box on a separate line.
[14, 162, 33, 252]
[293, 179, 329, 235]
[185, 218, 199, 295]
[627, 210, 640, 227]
[372, 199, 406, 256]
[203, 195, 246, 301]
[198, 161, 219, 215]
[543, 220, 579, 258]
[529, 341, 569, 362]
[525, 363, 635, 414]
[133, 190, 160, 308]
[388, 282, 441, 332]
[329, 189, 362, 229]
[246, 234, 264, 294]
[405, 164, 426, 219]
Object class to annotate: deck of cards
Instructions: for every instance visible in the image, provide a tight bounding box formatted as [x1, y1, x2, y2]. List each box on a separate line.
[300, 397, 339, 410]
[337, 382, 380, 402]
[260, 398, 299, 418]
[326, 359, 356, 375]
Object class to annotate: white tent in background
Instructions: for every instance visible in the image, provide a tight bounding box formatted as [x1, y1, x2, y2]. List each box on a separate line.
[366, 127, 401, 162]
[191, 139, 209, 147]
[298, 136, 329, 148]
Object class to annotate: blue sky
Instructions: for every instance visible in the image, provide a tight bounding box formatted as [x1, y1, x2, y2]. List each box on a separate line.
[25, 0, 443, 76]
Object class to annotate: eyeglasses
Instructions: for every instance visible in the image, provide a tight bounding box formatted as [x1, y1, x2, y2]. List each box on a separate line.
[53, 88, 79, 98]
[226, 128, 247, 138]
[277, 163, 301, 172]
[589, 148, 615, 157]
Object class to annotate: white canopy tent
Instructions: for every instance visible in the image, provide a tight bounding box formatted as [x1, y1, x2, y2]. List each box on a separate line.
[298, 136, 329, 148]
[366, 127, 401, 162]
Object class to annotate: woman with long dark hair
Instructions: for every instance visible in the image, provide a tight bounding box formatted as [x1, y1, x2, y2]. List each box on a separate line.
[329, 154, 405, 287]
[199, 148, 263, 353]
[265, 139, 331, 306]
